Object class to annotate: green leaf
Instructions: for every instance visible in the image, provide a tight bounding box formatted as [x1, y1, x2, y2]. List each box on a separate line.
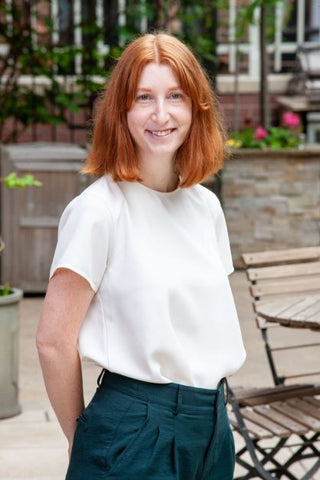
[0, 284, 12, 296]
[2, 172, 42, 189]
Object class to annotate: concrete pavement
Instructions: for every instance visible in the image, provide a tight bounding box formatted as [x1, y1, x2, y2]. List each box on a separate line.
[0, 271, 319, 479]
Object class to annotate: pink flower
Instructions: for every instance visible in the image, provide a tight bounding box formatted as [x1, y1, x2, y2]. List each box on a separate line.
[254, 126, 268, 141]
[282, 112, 300, 127]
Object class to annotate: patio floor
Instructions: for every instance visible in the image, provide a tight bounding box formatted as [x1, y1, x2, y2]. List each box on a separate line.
[0, 270, 319, 479]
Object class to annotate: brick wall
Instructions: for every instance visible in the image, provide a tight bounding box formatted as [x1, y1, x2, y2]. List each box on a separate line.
[222, 148, 320, 267]
[219, 93, 280, 131]
[1, 92, 282, 145]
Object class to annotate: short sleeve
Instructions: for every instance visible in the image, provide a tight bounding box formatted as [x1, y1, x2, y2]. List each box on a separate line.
[50, 194, 111, 292]
[215, 205, 234, 275]
[201, 186, 234, 275]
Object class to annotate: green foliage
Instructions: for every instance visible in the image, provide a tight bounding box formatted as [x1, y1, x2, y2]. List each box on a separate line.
[0, 284, 12, 296]
[0, 0, 108, 142]
[176, 1, 218, 66]
[2, 172, 42, 189]
[236, 0, 287, 40]
[0, 0, 224, 143]
[1, 0, 286, 142]
[230, 127, 300, 149]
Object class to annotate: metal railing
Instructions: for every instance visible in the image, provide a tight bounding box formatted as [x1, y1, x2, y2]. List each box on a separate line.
[1, 0, 320, 143]
[218, 0, 320, 77]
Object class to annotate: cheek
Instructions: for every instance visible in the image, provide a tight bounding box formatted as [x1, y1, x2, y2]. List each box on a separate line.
[126, 111, 136, 137]
[181, 102, 192, 129]
[183, 108, 192, 136]
[127, 110, 146, 138]
[186, 112, 192, 130]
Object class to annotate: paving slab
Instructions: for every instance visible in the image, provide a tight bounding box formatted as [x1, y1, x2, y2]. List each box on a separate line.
[0, 271, 319, 479]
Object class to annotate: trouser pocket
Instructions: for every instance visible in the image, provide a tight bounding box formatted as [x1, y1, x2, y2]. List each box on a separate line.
[66, 387, 139, 479]
[106, 398, 151, 476]
[201, 395, 235, 480]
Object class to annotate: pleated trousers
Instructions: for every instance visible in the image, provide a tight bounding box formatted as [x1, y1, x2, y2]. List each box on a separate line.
[66, 370, 235, 479]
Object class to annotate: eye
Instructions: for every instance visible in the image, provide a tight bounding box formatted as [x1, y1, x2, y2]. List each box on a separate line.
[136, 93, 152, 102]
[169, 91, 183, 100]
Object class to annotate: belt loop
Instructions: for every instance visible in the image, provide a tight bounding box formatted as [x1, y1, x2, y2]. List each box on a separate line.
[222, 377, 229, 405]
[97, 368, 106, 388]
[174, 385, 183, 415]
[217, 377, 229, 406]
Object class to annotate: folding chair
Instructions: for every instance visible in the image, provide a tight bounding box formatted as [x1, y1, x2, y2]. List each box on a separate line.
[243, 246, 320, 386]
[287, 46, 320, 102]
[229, 246, 320, 479]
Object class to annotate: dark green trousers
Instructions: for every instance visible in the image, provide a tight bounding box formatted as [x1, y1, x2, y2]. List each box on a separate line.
[66, 370, 235, 479]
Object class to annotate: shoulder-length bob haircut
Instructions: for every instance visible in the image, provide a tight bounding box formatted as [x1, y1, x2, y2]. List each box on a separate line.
[84, 32, 227, 188]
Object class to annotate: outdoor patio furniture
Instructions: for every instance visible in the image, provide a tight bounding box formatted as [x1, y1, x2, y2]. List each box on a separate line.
[229, 383, 320, 480]
[306, 111, 320, 143]
[229, 246, 320, 479]
[256, 293, 320, 331]
[287, 45, 320, 102]
[297, 46, 320, 103]
[242, 245, 320, 385]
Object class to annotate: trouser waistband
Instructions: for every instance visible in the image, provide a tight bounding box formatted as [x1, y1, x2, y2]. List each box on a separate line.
[97, 369, 227, 412]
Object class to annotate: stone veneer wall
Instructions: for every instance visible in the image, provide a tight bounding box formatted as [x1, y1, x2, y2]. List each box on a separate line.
[221, 147, 320, 267]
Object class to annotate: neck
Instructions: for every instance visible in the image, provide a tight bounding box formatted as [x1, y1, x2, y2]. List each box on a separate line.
[139, 154, 179, 193]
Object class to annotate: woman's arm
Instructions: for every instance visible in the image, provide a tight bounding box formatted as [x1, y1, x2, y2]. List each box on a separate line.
[36, 268, 95, 454]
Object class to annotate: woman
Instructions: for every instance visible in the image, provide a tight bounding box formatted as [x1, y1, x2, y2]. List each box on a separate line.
[37, 32, 246, 480]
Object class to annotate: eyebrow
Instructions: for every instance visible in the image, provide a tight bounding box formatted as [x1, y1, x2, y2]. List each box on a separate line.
[136, 85, 182, 92]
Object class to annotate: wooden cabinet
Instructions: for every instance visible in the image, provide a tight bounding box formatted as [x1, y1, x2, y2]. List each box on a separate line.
[0, 143, 91, 293]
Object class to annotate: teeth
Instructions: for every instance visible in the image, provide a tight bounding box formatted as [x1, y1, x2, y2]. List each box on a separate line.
[151, 129, 172, 137]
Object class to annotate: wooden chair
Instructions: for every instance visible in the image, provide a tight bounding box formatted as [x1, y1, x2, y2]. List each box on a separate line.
[243, 246, 320, 386]
[296, 46, 320, 103]
[287, 45, 320, 101]
[229, 246, 320, 480]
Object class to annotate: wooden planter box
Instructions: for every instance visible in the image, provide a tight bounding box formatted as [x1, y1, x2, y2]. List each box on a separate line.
[222, 146, 320, 267]
[0, 143, 91, 293]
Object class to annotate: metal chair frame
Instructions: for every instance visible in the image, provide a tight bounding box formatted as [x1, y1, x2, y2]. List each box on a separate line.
[243, 247, 320, 386]
[229, 386, 320, 480]
[229, 247, 320, 479]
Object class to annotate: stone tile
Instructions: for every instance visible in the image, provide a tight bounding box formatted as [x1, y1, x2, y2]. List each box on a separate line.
[0, 449, 67, 479]
[0, 421, 65, 449]
[1, 274, 319, 478]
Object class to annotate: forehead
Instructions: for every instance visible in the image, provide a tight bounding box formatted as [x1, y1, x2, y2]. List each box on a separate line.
[136, 62, 180, 89]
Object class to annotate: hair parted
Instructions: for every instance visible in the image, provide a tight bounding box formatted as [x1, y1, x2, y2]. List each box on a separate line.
[83, 32, 227, 188]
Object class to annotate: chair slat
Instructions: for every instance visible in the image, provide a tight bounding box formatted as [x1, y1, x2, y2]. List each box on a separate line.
[272, 296, 320, 320]
[228, 411, 273, 439]
[271, 401, 320, 430]
[242, 247, 320, 267]
[254, 295, 320, 320]
[255, 315, 280, 329]
[234, 246, 320, 477]
[247, 261, 320, 281]
[287, 398, 320, 421]
[250, 278, 320, 298]
[241, 409, 290, 437]
[235, 384, 320, 406]
[254, 405, 308, 434]
[303, 396, 320, 407]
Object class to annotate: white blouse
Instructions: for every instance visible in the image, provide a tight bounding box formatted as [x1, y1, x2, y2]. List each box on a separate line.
[50, 175, 246, 389]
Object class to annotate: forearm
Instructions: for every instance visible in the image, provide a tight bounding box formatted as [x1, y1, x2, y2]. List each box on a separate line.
[37, 269, 95, 447]
[38, 342, 85, 445]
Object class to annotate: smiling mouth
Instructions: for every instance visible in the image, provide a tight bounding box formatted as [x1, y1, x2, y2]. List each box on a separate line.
[147, 129, 175, 137]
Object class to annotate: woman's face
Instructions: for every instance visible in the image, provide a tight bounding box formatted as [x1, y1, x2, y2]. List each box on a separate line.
[127, 62, 192, 164]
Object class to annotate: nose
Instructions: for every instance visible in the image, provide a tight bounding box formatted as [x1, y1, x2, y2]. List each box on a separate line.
[151, 99, 170, 125]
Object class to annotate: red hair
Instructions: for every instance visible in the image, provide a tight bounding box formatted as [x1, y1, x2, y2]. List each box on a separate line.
[84, 33, 227, 187]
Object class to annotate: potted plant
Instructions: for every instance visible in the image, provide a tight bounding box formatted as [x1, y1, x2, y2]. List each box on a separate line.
[221, 111, 320, 267]
[227, 112, 303, 150]
[0, 172, 41, 419]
